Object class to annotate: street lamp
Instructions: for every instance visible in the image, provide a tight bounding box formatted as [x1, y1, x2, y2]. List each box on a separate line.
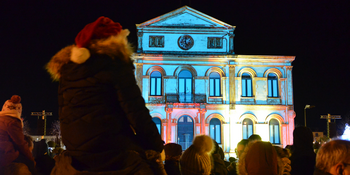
[304, 104, 315, 127]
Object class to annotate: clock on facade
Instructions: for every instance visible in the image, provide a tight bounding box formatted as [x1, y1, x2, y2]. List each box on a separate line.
[178, 35, 194, 50]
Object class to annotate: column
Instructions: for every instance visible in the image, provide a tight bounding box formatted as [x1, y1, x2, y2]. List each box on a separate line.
[137, 30, 143, 52]
[229, 65, 235, 109]
[135, 63, 143, 91]
[166, 108, 173, 143]
[199, 108, 207, 135]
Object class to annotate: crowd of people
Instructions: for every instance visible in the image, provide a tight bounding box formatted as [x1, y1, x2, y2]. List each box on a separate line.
[1, 16, 350, 175]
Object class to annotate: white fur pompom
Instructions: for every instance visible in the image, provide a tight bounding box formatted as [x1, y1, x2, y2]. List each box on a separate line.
[192, 135, 214, 155]
[70, 46, 90, 64]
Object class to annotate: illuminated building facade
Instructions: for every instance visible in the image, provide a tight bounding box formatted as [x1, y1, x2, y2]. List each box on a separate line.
[133, 6, 295, 155]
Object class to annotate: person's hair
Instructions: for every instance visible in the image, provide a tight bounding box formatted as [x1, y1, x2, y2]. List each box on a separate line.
[273, 146, 287, 158]
[237, 139, 249, 147]
[24, 135, 33, 148]
[248, 134, 262, 141]
[315, 139, 350, 172]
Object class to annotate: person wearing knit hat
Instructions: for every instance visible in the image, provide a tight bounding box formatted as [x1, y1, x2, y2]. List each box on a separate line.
[180, 135, 214, 175]
[47, 16, 164, 174]
[164, 143, 182, 175]
[0, 95, 36, 175]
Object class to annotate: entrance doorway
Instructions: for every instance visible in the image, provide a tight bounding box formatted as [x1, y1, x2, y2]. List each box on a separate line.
[177, 115, 194, 150]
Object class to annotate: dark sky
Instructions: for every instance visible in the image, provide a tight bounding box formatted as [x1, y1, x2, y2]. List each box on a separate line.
[1, 0, 349, 135]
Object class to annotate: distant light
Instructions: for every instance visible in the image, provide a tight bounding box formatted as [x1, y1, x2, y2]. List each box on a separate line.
[341, 123, 350, 141]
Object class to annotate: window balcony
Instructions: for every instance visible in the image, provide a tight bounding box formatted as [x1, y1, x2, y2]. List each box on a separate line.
[165, 94, 206, 103]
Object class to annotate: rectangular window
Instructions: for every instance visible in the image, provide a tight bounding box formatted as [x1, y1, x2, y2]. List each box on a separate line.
[210, 79, 214, 96]
[248, 125, 253, 138]
[243, 125, 247, 139]
[208, 37, 223, 48]
[215, 79, 220, 96]
[268, 80, 272, 97]
[149, 36, 164, 47]
[150, 77, 161, 96]
[156, 124, 161, 134]
[210, 125, 215, 139]
[156, 78, 161, 95]
[270, 125, 274, 143]
[274, 125, 280, 144]
[216, 125, 221, 143]
[273, 80, 278, 97]
[247, 79, 252, 96]
[242, 79, 247, 96]
[151, 78, 156, 95]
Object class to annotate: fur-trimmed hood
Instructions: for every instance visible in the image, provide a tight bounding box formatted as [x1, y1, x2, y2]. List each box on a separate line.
[46, 29, 133, 81]
[0, 110, 23, 127]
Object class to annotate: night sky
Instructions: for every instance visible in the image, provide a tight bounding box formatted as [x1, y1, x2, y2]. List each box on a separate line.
[1, 1, 349, 136]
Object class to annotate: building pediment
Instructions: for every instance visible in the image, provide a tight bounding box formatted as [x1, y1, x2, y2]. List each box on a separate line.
[137, 6, 234, 29]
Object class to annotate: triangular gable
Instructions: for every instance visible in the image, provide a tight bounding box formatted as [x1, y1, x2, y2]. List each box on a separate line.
[137, 6, 234, 29]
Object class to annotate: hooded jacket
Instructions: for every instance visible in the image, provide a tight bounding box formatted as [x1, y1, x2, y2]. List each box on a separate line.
[0, 110, 35, 167]
[46, 30, 164, 172]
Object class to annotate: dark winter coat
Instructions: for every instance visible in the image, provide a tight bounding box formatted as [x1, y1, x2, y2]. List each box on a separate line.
[290, 127, 316, 175]
[164, 160, 181, 175]
[0, 110, 35, 167]
[47, 32, 164, 172]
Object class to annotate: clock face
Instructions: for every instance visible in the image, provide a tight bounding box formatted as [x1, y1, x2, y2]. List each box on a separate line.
[178, 35, 194, 50]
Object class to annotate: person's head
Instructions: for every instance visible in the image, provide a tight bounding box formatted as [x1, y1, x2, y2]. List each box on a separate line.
[236, 139, 249, 159]
[2, 95, 22, 115]
[238, 141, 278, 175]
[164, 143, 182, 161]
[248, 134, 262, 142]
[315, 140, 350, 175]
[293, 126, 314, 150]
[24, 135, 34, 152]
[180, 135, 214, 175]
[273, 146, 287, 158]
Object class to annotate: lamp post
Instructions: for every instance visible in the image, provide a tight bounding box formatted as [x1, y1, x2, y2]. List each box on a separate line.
[304, 105, 315, 127]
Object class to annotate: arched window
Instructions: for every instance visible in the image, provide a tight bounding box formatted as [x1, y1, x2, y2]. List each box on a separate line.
[269, 119, 280, 144]
[152, 117, 161, 134]
[242, 118, 253, 139]
[242, 73, 252, 97]
[178, 70, 192, 103]
[268, 73, 279, 97]
[210, 118, 221, 144]
[209, 72, 221, 97]
[150, 71, 162, 96]
[178, 115, 194, 150]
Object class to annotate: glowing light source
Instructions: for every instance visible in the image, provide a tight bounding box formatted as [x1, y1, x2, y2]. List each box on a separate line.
[341, 123, 350, 141]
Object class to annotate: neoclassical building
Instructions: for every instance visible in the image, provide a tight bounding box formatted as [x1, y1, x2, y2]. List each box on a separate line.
[133, 6, 295, 156]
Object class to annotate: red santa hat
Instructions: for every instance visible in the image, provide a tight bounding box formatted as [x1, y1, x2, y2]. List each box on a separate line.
[71, 16, 123, 64]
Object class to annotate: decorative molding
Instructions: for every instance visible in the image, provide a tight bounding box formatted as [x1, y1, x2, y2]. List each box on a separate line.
[206, 113, 226, 124]
[146, 66, 166, 76]
[205, 67, 226, 77]
[263, 68, 283, 78]
[237, 67, 257, 77]
[174, 65, 197, 77]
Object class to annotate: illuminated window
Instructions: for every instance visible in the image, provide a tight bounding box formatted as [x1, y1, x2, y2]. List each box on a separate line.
[242, 118, 253, 139]
[210, 118, 221, 144]
[178, 115, 194, 150]
[150, 71, 162, 96]
[152, 117, 161, 134]
[268, 73, 279, 97]
[209, 72, 221, 97]
[242, 73, 253, 97]
[178, 70, 192, 103]
[149, 36, 164, 47]
[269, 119, 280, 144]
